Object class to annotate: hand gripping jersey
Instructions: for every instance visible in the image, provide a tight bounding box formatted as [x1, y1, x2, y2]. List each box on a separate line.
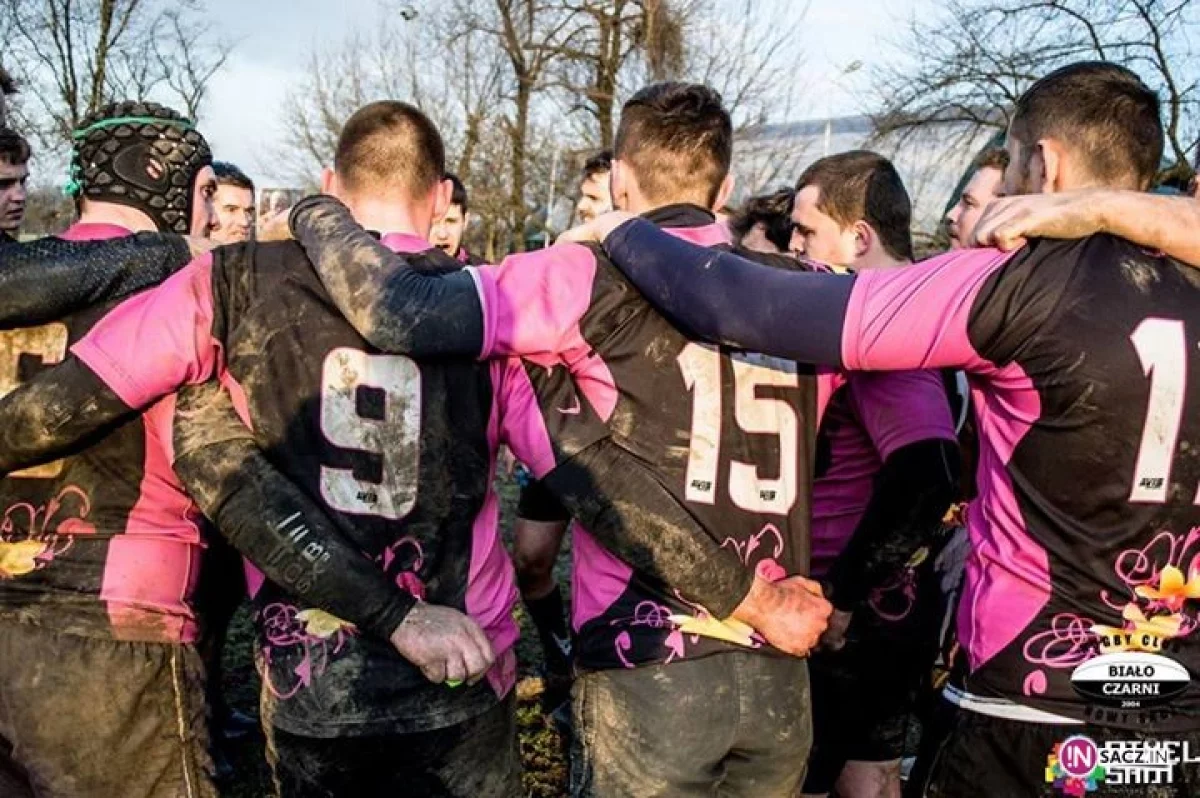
[70, 235, 567, 736]
[0, 223, 204, 643]
[466, 206, 820, 670]
[601, 222, 1200, 731]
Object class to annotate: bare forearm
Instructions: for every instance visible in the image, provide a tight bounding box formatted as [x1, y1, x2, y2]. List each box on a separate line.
[1098, 192, 1200, 268]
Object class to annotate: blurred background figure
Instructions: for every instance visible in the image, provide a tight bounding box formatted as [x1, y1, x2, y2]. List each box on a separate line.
[0, 129, 30, 244]
[431, 172, 482, 264]
[210, 161, 256, 244]
[256, 187, 305, 239]
[944, 148, 1009, 249]
[729, 187, 795, 256]
[574, 150, 612, 224]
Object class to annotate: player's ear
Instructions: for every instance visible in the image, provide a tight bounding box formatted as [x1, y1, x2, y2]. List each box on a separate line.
[610, 159, 630, 212]
[1035, 139, 1061, 194]
[853, 220, 874, 260]
[713, 174, 735, 213]
[321, 167, 338, 197]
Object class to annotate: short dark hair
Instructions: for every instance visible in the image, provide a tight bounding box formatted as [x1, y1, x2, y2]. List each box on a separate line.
[335, 101, 445, 198]
[0, 128, 31, 166]
[445, 172, 468, 212]
[213, 161, 254, 192]
[730, 188, 794, 252]
[582, 150, 612, 180]
[796, 150, 913, 261]
[1011, 62, 1163, 190]
[972, 147, 1010, 174]
[614, 82, 732, 207]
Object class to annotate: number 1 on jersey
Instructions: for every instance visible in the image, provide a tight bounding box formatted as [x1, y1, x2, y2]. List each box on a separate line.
[678, 343, 799, 515]
[1129, 318, 1192, 503]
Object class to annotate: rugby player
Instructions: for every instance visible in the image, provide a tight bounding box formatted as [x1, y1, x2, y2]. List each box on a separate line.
[945, 148, 1008, 250]
[572, 62, 1200, 796]
[0, 128, 29, 243]
[431, 172, 482, 264]
[786, 152, 959, 798]
[0, 102, 222, 798]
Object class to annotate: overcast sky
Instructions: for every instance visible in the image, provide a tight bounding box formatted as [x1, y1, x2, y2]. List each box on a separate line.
[189, 0, 927, 186]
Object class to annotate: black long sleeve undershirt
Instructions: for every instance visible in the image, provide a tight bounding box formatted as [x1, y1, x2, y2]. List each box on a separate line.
[0, 357, 138, 476]
[172, 383, 415, 640]
[0, 233, 191, 328]
[603, 218, 855, 366]
[825, 438, 961, 611]
[288, 195, 484, 356]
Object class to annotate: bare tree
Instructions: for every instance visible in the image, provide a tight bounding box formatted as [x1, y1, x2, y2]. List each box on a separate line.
[3, 0, 232, 151]
[872, 0, 1199, 182]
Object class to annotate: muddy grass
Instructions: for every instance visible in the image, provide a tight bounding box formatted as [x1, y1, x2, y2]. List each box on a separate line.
[218, 475, 569, 797]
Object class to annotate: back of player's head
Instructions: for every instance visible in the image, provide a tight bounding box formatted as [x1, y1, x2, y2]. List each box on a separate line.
[796, 150, 913, 261]
[0, 128, 31, 167]
[214, 161, 254, 192]
[445, 172, 468, 211]
[70, 101, 212, 234]
[614, 82, 732, 207]
[1010, 62, 1162, 190]
[582, 150, 612, 181]
[335, 101, 445, 199]
[730, 188, 794, 253]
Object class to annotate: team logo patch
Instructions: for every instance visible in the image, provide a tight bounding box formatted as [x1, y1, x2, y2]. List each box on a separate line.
[1046, 736, 1105, 796]
[1071, 652, 1190, 709]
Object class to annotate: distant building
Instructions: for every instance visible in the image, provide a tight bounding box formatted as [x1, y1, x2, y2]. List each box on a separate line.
[732, 115, 998, 242]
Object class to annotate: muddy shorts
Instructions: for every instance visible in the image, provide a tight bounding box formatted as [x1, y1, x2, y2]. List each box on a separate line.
[266, 692, 521, 797]
[0, 619, 216, 798]
[570, 651, 812, 797]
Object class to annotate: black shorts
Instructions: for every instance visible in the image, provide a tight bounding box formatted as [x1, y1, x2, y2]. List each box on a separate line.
[0, 620, 217, 798]
[918, 706, 1200, 798]
[571, 651, 812, 797]
[266, 693, 521, 797]
[803, 587, 942, 793]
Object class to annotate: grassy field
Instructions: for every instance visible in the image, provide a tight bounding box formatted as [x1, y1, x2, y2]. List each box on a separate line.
[219, 475, 569, 797]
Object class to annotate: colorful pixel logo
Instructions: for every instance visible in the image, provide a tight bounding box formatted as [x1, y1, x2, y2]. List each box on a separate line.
[1046, 736, 1106, 796]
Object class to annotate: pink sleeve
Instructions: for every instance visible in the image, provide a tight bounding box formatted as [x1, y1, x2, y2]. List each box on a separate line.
[841, 248, 1016, 372]
[848, 369, 957, 461]
[468, 244, 597, 359]
[72, 254, 221, 408]
[490, 359, 558, 479]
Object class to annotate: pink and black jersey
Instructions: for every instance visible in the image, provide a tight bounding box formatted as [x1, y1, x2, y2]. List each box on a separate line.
[470, 206, 820, 670]
[602, 223, 1200, 731]
[0, 223, 204, 644]
[70, 236, 561, 736]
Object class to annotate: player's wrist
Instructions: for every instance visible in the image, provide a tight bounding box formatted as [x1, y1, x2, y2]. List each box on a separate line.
[730, 575, 774, 628]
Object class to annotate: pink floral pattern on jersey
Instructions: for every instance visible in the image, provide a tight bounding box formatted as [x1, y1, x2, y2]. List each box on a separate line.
[380, 536, 426, 600]
[1021, 526, 1200, 695]
[867, 546, 930, 622]
[260, 601, 356, 699]
[0, 486, 94, 577]
[721, 523, 785, 579]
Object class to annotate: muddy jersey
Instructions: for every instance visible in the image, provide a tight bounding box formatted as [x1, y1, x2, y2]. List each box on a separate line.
[602, 222, 1200, 729]
[72, 235, 564, 736]
[0, 223, 203, 644]
[470, 206, 819, 671]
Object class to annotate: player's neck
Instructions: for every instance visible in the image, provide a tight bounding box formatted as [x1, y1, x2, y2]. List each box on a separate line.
[342, 196, 431, 241]
[76, 201, 158, 234]
[853, 250, 909, 271]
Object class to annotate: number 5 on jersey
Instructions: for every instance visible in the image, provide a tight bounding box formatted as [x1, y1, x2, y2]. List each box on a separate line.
[320, 348, 422, 520]
[678, 343, 800, 515]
